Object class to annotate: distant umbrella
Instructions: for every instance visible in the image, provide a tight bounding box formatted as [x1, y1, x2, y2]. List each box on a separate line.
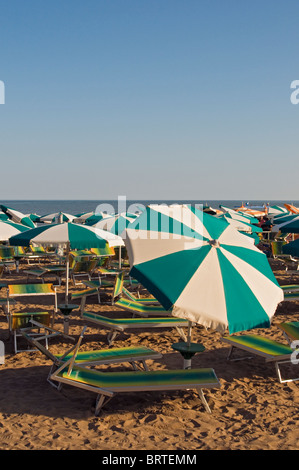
[0, 220, 30, 241]
[0, 205, 36, 228]
[9, 222, 124, 303]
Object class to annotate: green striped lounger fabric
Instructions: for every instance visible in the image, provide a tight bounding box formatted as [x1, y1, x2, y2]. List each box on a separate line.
[279, 322, 299, 342]
[51, 364, 220, 414]
[114, 297, 170, 317]
[56, 345, 162, 366]
[83, 312, 188, 331]
[221, 334, 299, 383]
[222, 334, 293, 361]
[8, 283, 56, 296]
[83, 311, 188, 344]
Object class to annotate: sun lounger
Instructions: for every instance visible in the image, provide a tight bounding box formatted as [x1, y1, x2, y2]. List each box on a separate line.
[71, 287, 101, 314]
[83, 311, 189, 345]
[221, 334, 299, 383]
[11, 311, 51, 354]
[50, 355, 220, 414]
[279, 322, 299, 344]
[20, 325, 163, 390]
[112, 272, 169, 317]
[7, 283, 58, 328]
[24, 266, 66, 286]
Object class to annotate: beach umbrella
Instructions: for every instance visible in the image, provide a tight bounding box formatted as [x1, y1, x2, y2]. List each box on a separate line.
[0, 220, 30, 241]
[267, 205, 288, 217]
[9, 222, 124, 302]
[272, 213, 299, 227]
[37, 212, 75, 224]
[284, 203, 299, 214]
[272, 216, 299, 234]
[0, 205, 36, 228]
[125, 204, 283, 338]
[73, 212, 96, 224]
[219, 206, 259, 224]
[282, 239, 299, 258]
[218, 215, 262, 234]
[84, 212, 113, 226]
[92, 212, 139, 268]
[92, 212, 139, 236]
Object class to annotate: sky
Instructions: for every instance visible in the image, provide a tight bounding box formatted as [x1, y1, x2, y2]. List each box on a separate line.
[0, 0, 299, 201]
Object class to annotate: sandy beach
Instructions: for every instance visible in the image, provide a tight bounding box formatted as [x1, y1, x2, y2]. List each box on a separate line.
[0, 256, 298, 451]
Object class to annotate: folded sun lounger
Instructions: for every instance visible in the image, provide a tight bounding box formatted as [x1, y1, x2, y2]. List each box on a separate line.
[221, 334, 299, 383]
[83, 311, 189, 345]
[50, 357, 220, 414]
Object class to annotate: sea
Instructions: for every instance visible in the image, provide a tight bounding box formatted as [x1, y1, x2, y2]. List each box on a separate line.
[0, 200, 298, 217]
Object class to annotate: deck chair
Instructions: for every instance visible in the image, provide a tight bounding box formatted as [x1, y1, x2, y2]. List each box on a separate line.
[0, 246, 16, 273]
[21, 325, 163, 388]
[24, 265, 66, 286]
[71, 287, 101, 314]
[83, 311, 189, 345]
[279, 322, 299, 345]
[69, 259, 99, 285]
[10, 311, 52, 354]
[112, 272, 169, 317]
[50, 352, 220, 415]
[221, 334, 299, 383]
[6, 283, 58, 328]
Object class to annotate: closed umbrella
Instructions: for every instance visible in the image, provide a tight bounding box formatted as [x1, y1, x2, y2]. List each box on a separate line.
[125, 204, 283, 338]
[10, 222, 124, 302]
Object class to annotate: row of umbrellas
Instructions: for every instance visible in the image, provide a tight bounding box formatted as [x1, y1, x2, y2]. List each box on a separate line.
[2, 201, 299, 342]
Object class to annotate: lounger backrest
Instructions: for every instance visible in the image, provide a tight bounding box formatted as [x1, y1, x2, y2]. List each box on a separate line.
[0, 246, 15, 260]
[71, 259, 98, 274]
[113, 272, 124, 300]
[8, 283, 56, 296]
[11, 311, 50, 330]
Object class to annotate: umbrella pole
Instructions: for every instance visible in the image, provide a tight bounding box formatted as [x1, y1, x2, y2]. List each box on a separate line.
[119, 246, 122, 269]
[65, 243, 70, 304]
[187, 321, 192, 346]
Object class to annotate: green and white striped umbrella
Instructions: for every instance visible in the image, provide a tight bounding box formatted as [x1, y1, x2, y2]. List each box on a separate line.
[0, 220, 30, 241]
[37, 212, 75, 224]
[272, 214, 299, 233]
[218, 214, 262, 234]
[125, 204, 283, 335]
[0, 205, 36, 229]
[92, 212, 139, 237]
[10, 222, 124, 302]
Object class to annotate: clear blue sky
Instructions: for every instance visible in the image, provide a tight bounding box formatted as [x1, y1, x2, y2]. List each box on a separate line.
[0, 0, 298, 200]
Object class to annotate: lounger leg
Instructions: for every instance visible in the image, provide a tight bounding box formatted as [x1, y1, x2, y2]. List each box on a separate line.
[197, 389, 212, 414]
[95, 394, 113, 416]
[227, 346, 253, 362]
[275, 360, 299, 383]
[107, 330, 118, 346]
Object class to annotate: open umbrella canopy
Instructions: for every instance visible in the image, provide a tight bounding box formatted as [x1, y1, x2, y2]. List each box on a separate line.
[9, 222, 124, 249]
[125, 204, 283, 335]
[0, 205, 36, 228]
[92, 212, 139, 237]
[272, 215, 299, 234]
[284, 203, 299, 214]
[37, 212, 75, 224]
[219, 206, 259, 225]
[267, 205, 289, 217]
[218, 214, 262, 234]
[0, 220, 30, 241]
[282, 238, 299, 257]
[84, 212, 113, 226]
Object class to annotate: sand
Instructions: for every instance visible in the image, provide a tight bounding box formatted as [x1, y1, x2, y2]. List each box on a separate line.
[0, 258, 299, 451]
